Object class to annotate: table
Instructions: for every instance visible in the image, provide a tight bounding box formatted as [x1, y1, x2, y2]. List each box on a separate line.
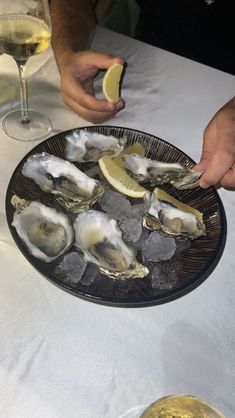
[0, 26, 234, 418]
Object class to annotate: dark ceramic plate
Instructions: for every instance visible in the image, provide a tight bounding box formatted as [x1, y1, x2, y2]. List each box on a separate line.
[5, 126, 227, 307]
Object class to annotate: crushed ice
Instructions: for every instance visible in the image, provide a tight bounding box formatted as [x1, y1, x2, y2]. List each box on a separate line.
[55, 185, 191, 286]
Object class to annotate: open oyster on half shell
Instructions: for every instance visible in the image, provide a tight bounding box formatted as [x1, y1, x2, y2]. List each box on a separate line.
[172, 169, 203, 190]
[144, 188, 206, 239]
[65, 129, 127, 162]
[22, 153, 104, 212]
[11, 196, 74, 262]
[123, 153, 202, 190]
[73, 210, 149, 279]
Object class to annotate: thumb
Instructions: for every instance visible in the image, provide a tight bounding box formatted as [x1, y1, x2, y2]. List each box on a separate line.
[195, 119, 217, 182]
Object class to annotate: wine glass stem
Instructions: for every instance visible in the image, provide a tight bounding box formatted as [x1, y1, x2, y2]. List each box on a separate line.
[16, 60, 30, 124]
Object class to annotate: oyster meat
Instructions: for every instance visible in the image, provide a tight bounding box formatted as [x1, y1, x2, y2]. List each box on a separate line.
[123, 153, 202, 189]
[73, 210, 149, 279]
[22, 153, 104, 211]
[144, 188, 206, 239]
[65, 129, 127, 162]
[11, 198, 74, 262]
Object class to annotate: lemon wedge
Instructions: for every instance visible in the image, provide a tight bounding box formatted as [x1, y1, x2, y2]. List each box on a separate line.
[154, 187, 203, 221]
[102, 63, 124, 102]
[98, 155, 147, 198]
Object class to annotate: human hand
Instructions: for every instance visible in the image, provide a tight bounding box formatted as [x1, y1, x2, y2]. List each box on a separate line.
[58, 50, 125, 123]
[195, 96, 235, 188]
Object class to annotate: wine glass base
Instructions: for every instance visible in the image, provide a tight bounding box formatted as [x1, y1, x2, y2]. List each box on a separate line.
[2, 109, 52, 142]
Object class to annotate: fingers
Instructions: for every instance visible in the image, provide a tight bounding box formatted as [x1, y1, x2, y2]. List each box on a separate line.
[63, 93, 123, 123]
[196, 119, 217, 171]
[58, 50, 126, 123]
[63, 81, 124, 112]
[195, 119, 217, 186]
[200, 149, 234, 188]
[62, 89, 125, 118]
[199, 112, 235, 188]
[220, 165, 235, 188]
[61, 71, 124, 110]
[60, 51, 125, 112]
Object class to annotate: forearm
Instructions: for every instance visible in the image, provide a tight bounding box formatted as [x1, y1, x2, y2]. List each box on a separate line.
[50, 0, 96, 67]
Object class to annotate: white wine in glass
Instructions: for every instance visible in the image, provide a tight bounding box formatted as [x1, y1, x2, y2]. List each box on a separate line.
[140, 395, 225, 418]
[0, 0, 52, 141]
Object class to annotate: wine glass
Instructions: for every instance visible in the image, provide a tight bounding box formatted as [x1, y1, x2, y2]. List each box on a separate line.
[140, 394, 225, 418]
[0, 0, 52, 141]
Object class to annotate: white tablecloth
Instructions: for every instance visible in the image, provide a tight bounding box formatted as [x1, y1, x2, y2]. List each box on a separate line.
[0, 27, 235, 418]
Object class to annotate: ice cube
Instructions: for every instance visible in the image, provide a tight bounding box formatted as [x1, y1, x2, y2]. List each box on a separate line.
[119, 216, 143, 243]
[142, 231, 176, 262]
[56, 251, 87, 284]
[118, 203, 145, 243]
[134, 228, 151, 251]
[99, 188, 131, 220]
[80, 263, 99, 286]
[130, 203, 145, 220]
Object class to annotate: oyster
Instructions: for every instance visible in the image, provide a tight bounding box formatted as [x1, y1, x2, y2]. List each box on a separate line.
[73, 210, 149, 279]
[65, 129, 127, 162]
[22, 153, 104, 211]
[144, 188, 206, 239]
[11, 197, 74, 262]
[123, 153, 202, 189]
[123, 153, 186, 183]
[172, 169, 203, 190]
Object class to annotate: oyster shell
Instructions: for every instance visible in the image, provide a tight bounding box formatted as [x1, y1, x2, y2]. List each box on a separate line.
[22, 153, 104, 211]
[172, 169, 203, 190]
[73, 210, 149, 279]
[11, 197, 74, 262]
[123, 153, 186, 183]
[123, 153, 202, 189]
[65, 129, 127, 162]
[144, 188, 206, 239]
